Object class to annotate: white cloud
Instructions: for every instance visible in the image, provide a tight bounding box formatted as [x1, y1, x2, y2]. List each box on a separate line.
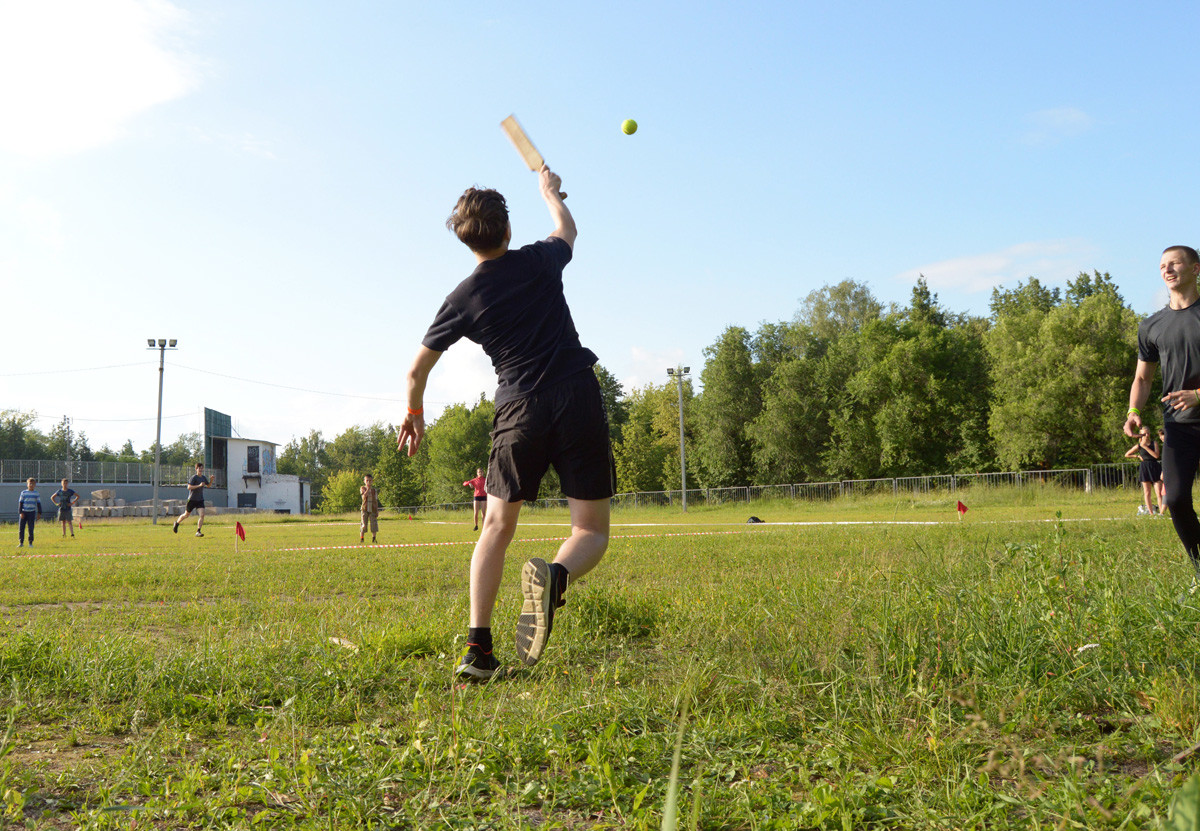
[0, 188, 67, 276]
[1020, 107, 1093, 146]
[622, 345, 688, 393]
[0, 0, 199, 158]
[894, 239, 1094, 294]
[424, 345, 496, 413]
[187, 126, 279, 160]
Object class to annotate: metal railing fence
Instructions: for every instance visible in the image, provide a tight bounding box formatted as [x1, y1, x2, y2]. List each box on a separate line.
[0, 459, 203, 486]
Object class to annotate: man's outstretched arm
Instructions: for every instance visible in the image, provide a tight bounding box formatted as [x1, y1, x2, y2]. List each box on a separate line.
[540, 165, 576, 249]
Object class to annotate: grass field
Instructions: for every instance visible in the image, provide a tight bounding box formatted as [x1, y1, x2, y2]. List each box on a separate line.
[2, 486, 1200, 828]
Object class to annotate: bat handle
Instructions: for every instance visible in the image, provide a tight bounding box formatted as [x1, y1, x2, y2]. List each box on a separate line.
[559, 191, 567, 200]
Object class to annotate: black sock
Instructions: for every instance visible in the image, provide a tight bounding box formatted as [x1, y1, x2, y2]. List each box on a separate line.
[467, 627, 493, 654]
[549, 563, 570, 607]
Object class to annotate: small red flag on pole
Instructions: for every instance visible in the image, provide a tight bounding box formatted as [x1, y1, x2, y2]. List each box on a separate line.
[235, 521, 246, 541]
[956, 500, 968, 519]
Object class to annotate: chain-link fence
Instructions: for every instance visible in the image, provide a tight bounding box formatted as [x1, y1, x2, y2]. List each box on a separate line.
[397, 463, 1139, 515]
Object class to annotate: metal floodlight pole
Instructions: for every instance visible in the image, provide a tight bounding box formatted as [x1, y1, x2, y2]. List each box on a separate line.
[667, 365, 690, 512]
[147, 338, 178, 524]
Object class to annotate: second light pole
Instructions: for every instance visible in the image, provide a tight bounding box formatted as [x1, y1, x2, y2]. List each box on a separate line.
[147, 338, 178, 525]
[666, 365, 690, 512]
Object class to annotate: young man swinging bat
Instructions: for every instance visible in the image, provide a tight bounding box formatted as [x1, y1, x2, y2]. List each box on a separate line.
[397, 164, 615, 681]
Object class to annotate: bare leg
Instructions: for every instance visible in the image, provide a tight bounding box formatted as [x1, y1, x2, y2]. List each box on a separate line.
[1143, 482, 1156, 513]
[196, 507, 205, 532]
[1158, 480, 1167, 514]
[469, 497, 522, 627]
[554, 497, 610, 580]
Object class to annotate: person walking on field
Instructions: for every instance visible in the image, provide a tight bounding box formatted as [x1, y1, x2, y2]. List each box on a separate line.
[397, 164, 615, 681]
[173, 462, 210, 537]
[1126, 245, 1200, 599]
[1125, 427, 1163, 515]
[51, 478, 79, 537]
[17, 478, 42, 548]
[360, 473, 380, 544]
[464, 468, 487, 531]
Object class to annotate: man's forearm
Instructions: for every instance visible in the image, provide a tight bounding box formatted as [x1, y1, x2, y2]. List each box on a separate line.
[1129, 375, 1151, 411]
[545, 195, 576, 243]
[406, 347, 441, 409]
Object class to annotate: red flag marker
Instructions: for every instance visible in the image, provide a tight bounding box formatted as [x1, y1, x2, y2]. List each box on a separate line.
[235, 521, 246, 541]
[956, 500, 968, 519]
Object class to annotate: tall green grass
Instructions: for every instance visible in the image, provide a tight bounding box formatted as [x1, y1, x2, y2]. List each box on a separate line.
[0, 489, 1197, 828]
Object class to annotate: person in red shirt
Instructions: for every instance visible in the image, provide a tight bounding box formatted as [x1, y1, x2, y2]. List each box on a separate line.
[464, 468, 487, 531]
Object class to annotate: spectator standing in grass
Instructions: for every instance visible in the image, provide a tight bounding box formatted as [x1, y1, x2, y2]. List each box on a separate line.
[51, 478, 78, 537]
[464, 468, 487, 531]
[397, 164, 615, 682]
[17, 478, 42, 548]
[1125, 427, 1163, 515]
[1125, 245, 1200, 600]
[360, 473, 380, 544]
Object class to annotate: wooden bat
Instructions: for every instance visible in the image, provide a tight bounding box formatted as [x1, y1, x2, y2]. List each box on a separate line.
[500, 114, 566, 199]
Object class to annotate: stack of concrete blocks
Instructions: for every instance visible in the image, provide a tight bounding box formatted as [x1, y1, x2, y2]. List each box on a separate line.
[75, 491, 243, 518]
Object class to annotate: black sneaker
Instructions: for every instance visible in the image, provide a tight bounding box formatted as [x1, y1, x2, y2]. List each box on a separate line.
[516, 558, 560, 666]
[172, 522, 179, 534]
[195, 531, 204, 538]
[456, 648, 501, 681]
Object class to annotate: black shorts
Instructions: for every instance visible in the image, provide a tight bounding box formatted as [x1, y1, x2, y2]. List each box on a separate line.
[473, 495, 487, 502]
[186, 498, 205, 512]
[487, 370, 616, 503]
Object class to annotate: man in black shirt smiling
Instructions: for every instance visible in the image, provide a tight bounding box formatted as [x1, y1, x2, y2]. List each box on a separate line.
[1126, 245, 1200, 599]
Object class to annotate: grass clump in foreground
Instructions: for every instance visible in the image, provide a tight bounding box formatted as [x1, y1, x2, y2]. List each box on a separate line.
[1, 493, 1199, 828]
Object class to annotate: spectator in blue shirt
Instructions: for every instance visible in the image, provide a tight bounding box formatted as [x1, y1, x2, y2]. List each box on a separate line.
[18, 478, 42, 548]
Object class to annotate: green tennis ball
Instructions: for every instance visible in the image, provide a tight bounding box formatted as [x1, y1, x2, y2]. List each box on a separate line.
[621, 119, 638, 135]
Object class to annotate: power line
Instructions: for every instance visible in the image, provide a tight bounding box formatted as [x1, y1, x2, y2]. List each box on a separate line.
[171, 362, 407, 403]
[26, 412, 195, 425]
[0, 361, 148, 377]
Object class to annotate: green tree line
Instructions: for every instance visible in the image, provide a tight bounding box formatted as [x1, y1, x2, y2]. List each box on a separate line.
[4, 271, 1147, 510]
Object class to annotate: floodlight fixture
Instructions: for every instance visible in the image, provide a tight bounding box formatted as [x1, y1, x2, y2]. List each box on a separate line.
[147, 339, 155, 347]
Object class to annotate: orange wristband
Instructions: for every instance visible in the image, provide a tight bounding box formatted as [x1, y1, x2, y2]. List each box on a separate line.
[407, 406, 423, 416]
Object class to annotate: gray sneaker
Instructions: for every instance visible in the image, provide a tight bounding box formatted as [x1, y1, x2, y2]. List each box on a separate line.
[515, 558, 557, 666]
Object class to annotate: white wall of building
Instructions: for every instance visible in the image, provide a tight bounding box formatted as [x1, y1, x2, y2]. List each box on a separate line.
[221, 438, 308, 514]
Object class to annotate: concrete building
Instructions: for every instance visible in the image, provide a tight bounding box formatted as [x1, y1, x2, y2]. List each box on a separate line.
[204, 408, 309, 514]
[210, 435, 310, 513]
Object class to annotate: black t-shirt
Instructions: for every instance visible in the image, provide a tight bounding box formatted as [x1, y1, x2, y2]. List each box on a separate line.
[421, 237, 597, 406]
[189, 475, 208, 501]
[1138, 300, 1200, 424]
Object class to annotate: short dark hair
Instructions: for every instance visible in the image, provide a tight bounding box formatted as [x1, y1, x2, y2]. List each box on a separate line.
[1163, 245, 1200, 265]
[446, 188, 509, 252]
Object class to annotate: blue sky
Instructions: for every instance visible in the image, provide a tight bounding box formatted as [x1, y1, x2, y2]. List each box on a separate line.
[1, 0, 1196, 453]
